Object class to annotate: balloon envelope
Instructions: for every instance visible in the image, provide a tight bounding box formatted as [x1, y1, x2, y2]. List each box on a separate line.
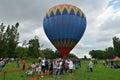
[43, 4, 87, 57]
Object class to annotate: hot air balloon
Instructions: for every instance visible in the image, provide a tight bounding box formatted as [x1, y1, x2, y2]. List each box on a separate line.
[43, 4, 87, 57]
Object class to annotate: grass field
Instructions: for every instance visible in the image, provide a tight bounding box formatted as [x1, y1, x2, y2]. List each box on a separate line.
[0, 60, 120, 80]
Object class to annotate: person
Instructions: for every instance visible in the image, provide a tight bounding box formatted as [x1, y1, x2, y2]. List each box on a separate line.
[102, 60, 106, 67]
[115, 63, 120, 69]
[31, 62, 36, 73]
[45, 59, 49, 72]
[35, 64, 41, 75]
[77, 59, 81, 68]
[68, 59, 74, 74]
[0, 61, 3, 71]
[16, 58, 20, 68]
[22, 59, 26, 70]
[52, 59, 57, 77]
[61, 59, 64, 75]
[64, 59, 69, 73]
[110, 60, 114, 68]
[26, 67, 33, 76]
[0, 60, 6, 71]
[38, 57, 42, 63]
[41, 57, 46, 74]
[88, 60, 93, 72]
[49, 60, 53, 75]
[57, 60, 62, 78]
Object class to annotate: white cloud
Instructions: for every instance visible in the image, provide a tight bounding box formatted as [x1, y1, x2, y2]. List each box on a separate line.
[115, 33, 120, 38]
[72, 0, 120, 58]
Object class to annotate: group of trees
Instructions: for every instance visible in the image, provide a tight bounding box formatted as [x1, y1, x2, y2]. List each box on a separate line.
[89, 37, 120, 59]
[0, 23, 19, 57]
[0, 23, 78, 59]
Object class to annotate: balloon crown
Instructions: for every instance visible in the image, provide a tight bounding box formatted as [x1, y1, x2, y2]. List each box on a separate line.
[44, 4, 86, 20]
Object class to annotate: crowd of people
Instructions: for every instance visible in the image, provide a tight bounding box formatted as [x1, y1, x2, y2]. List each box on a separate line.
[1, 57, 120, 79]
[102, 60, 120, 69]
[0, 58, 15, 71]
[26, 57, 81, 78]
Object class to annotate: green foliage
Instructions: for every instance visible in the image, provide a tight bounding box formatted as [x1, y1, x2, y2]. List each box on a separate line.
[41, 48, 55, 59]
[67, 53, 78, 59]
[89, 36, 120, 59]
[89, 50, 107, 59]
[113, 37, 120, 57]
[105, 47, 115, 58]
[15, 46, 28, 58]
[0, 23, 6, 57]
[39, 49, 78, 59]
[0, 23, 19, 57]
[27, 36, 40, 58]
[54, 50, 63, 58]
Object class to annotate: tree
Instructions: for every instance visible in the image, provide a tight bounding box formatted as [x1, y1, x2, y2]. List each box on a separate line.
[28, 36, 40, 58]
[105, 47, 115, 58]
[0, 23, 6, 57]
[5, 23, 19, 57]
[89, 50, 107, 59]
[0, 23, 19, 57]
[15, 46, 22, 57]
[21, 40, 28, 57]
[41, 48, 55, 59]
[68, 53, 78, 59]
[84, 55, 87, 59]
[89, 50, 95, 58]
[113, 37, 120, 57]
[54, 50, 62, 58]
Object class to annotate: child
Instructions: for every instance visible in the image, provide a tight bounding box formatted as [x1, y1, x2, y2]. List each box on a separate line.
[35, 64, 41, 75]
[22, 60, 26, 70]
[26, 67, 33, 76]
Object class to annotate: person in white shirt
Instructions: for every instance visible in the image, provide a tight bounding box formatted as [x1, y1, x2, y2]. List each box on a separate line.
[57, 60, 62, 78]
[88, 60, 93, 72]
[68, 59, 73, 73]
[41, 57, 46, 73]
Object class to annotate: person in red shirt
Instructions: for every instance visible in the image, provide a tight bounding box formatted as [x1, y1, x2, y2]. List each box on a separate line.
[22, 60, 26, 70]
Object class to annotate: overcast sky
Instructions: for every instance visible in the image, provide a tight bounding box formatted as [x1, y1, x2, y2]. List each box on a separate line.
[0, 0, 120, 58]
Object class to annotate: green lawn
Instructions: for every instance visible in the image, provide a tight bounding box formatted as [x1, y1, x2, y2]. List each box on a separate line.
[0, 60, 120, 80]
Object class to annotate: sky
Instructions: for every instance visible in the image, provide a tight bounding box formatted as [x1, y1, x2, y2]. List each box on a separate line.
[0, 0, 120, 58]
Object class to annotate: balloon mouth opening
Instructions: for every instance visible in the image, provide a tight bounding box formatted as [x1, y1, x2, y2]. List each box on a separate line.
[58, 50, 70, 58]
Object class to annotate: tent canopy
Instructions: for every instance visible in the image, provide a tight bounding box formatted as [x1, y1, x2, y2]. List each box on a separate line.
[113, 56, 120, 61]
